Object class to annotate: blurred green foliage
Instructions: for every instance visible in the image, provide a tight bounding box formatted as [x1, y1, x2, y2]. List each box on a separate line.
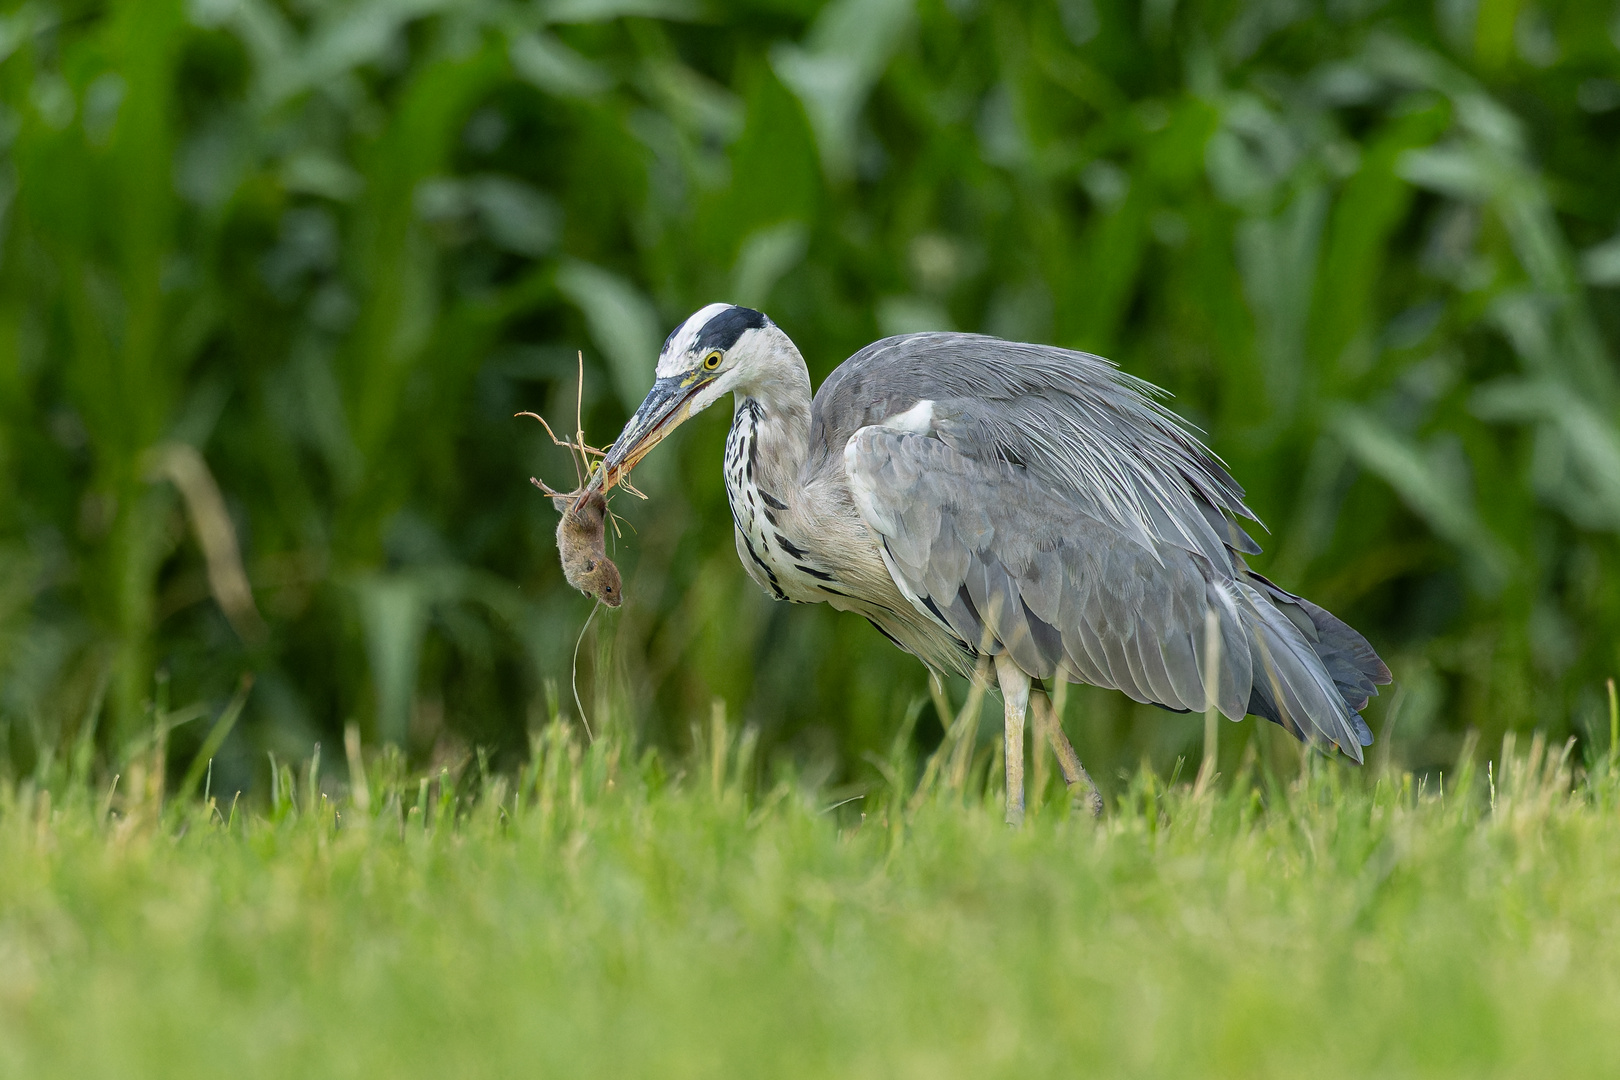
[2, 0, 1619, 793]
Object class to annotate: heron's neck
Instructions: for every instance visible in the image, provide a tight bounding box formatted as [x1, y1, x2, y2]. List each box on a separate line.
[732, 341, 812, 493]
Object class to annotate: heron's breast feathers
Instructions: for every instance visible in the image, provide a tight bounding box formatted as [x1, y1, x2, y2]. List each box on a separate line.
[724, 398, 896, 611]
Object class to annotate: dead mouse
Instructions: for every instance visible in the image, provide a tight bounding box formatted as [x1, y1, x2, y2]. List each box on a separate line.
[552, 488, 622, 607]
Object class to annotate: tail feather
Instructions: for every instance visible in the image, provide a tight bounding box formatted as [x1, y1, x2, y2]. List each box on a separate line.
[1249, 573, 1390, 710]
[1237, 574, 1390, 760]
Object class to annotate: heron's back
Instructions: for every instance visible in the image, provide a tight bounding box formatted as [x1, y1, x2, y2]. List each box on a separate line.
[807, 333, 1261, 569]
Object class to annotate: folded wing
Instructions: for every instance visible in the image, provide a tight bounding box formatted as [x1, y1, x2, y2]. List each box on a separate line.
[844, 417, 1387, 761]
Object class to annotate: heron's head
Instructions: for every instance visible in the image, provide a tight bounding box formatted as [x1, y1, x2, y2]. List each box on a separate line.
[595, 303, 793, 493]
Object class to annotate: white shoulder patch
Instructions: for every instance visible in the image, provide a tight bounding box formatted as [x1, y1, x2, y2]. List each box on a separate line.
[882, 399, 936, 435]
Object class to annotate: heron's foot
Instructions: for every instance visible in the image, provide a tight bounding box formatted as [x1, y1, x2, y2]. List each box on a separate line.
[1004, 794, 1025, 828]
[1068, 781, 1104, 819]
[1043, 711, 1103, 819]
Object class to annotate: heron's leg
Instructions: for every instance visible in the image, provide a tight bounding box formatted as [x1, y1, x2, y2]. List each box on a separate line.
[1033, 693, 1104, 818]
[993, 655, 1029, 827]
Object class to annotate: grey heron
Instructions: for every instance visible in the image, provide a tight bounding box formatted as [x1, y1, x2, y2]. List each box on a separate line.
[594, 304, 1391, 822]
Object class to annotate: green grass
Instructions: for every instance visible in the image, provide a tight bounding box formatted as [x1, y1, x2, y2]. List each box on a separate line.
[3, 721, 1619, 1078]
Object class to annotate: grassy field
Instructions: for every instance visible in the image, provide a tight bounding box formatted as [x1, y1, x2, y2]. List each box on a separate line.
[2, 718, 1618, 1079]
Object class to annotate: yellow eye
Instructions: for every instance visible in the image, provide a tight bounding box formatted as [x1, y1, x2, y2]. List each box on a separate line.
[702, 350, 723, 371]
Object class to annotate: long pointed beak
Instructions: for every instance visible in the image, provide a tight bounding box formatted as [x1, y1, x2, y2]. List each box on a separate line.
[590, 374, 707, 498]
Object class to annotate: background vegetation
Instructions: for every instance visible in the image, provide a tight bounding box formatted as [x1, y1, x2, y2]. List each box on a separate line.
[3, 0, 1620, 794]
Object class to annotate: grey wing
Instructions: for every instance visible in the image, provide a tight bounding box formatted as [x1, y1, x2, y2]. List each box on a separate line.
[844, 423, 1381, 762]
[809, 333, 1266, 568]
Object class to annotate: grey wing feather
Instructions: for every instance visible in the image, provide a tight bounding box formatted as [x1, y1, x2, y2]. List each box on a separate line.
[847, 425, 1251, 717]
[839, 364, 1389, 760]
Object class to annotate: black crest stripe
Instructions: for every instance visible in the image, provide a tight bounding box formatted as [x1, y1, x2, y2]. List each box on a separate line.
[693, 306, 768, 354]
